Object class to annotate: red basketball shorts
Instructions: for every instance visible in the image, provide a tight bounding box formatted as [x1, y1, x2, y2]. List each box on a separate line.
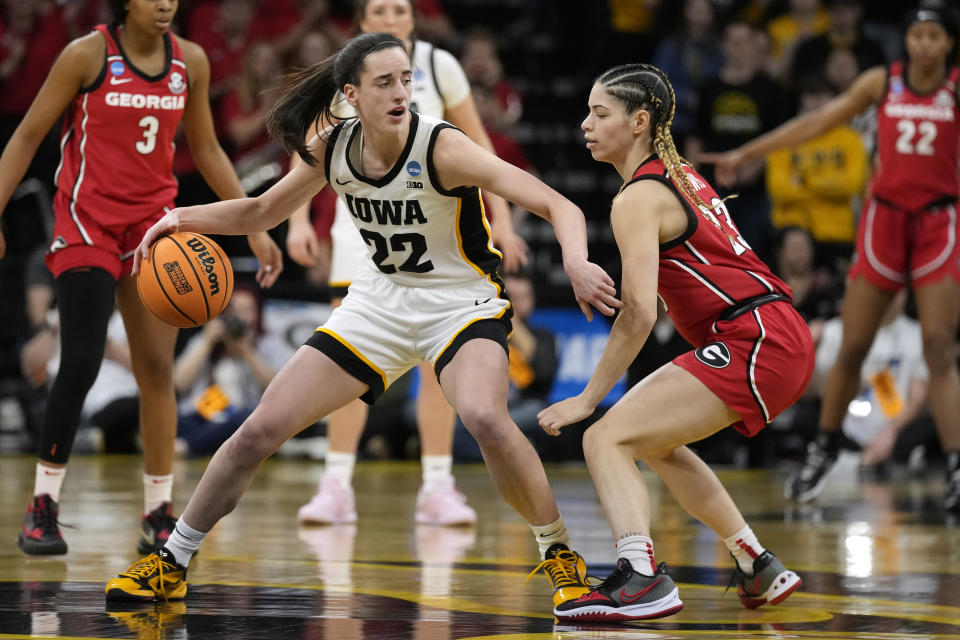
[45, 191, 173, 280]
[673, 300, 815, 437]
[848, 196, 960, 292]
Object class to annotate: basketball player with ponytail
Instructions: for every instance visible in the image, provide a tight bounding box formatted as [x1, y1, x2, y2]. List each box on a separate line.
[104, 32, 620, 606]
[539, 64, 813, 622]
[0, 0, 282, 557]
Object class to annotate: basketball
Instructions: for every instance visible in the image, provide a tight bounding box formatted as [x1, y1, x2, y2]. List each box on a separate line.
[137, 232, 233, 328]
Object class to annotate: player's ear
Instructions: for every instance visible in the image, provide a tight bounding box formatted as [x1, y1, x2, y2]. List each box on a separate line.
[632, 109, 650, 136]
[343, 84, 358, 108]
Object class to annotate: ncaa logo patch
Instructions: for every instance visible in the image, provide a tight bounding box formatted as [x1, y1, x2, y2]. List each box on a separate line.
[110, 61, 125, 76]
[695, 342, 732, 369]
[406, 160, 422, 177]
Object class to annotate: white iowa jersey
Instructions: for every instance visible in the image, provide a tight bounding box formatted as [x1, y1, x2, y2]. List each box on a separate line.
[325, 112, 501, 287]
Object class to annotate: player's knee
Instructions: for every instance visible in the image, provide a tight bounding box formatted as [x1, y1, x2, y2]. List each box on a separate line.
[460, 403, 508, 444]
[582, 423, 609, 463]
[922, 329, 955, 374]
[132, 353, 174, 390]
[56, 344, 104, 390]
[225, 417, 277, 466]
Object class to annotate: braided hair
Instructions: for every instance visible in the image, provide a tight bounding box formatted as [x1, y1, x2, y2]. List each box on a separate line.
[597, 63, 725, 223]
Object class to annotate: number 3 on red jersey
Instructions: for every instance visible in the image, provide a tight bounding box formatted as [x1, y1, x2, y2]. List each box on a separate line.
[698, 198, 752, 256]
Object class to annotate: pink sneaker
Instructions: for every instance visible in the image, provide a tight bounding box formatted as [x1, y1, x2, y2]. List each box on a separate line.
[415, 476, 477, 526]
[297, 475, 358, 525]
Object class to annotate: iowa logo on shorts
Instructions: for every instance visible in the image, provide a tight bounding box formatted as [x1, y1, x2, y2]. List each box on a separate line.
[695, 342, 732, 369]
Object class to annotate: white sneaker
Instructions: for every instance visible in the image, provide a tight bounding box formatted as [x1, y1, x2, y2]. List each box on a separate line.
[415, 476, 477, 526]
[297, 475, 358, 524]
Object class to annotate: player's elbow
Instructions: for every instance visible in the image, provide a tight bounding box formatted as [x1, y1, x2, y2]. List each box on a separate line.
[617, 299, 656, 335]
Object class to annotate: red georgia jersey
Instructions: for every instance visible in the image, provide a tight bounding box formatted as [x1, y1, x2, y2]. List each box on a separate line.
[54, 24, 187, 225]
[628, 157, 792, 346]
[872, 62, 960, 211]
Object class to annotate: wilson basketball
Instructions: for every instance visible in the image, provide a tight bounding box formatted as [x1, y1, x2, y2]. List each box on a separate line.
[137, 232, 233, 328]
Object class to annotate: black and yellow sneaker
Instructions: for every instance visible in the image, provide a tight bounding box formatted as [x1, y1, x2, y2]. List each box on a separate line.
[105, 547, 187, 603]
[525, 543, 591, 607]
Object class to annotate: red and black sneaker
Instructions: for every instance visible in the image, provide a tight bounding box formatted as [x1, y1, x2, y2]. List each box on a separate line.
[138, 502, 177, 555]
[17, 494, 68, 555]
[554, 559, 684, 622]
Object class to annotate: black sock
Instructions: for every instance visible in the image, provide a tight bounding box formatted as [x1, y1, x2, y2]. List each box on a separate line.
[38, 268, 116, 464]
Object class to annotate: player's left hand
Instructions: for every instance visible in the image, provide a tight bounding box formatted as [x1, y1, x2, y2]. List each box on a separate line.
[248, 231, 283, 288]
[538, 395, 595, 436]
[132, 209, 180, 278]
[564, 258, 621, 321]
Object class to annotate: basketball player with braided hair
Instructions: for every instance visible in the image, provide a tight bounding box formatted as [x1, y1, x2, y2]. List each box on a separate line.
[539, 64, 813, 622]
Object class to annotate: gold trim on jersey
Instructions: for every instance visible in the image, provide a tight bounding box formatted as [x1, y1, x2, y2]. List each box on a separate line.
[431, 310, 509, 367]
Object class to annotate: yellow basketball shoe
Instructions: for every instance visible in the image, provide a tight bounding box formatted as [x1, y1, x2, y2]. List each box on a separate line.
[526, 543, 591, 607]
[105, 548, 187, 602]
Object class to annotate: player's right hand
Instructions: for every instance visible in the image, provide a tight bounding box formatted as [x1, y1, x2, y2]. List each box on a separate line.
[286, 217, 322, 267]
[695, 149, 745, 189]
[132, 209, 180, 278]
[564, 258, 621, 322]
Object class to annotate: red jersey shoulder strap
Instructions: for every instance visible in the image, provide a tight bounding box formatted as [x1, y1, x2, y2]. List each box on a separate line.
[93, 24, 122, 56]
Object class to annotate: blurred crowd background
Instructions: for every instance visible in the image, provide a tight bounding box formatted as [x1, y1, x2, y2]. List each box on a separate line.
[0, 0, 953, 476]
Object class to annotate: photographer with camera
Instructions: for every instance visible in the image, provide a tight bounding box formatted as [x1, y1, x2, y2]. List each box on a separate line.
[173, 284, 285, 456]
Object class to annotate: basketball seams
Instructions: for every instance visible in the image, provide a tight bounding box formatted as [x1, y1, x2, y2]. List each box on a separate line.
[149, 238, 198, 326]
[170, 233, 211, 322]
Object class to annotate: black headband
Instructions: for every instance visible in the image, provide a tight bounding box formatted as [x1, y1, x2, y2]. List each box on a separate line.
[347, 40, 404, 84]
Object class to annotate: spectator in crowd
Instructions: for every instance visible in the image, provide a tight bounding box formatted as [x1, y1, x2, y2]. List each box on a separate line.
[626, 300, 690, 390]
[604, 0, 663, 67]
[766, 0, 830, 80]
[174, 284, 286, 457]
[813, 290, 932, 477]
[471, 83, 532, 173]
[220, 41, 285, 164]
[790, 0, 886, 85]
[688, 20, 786, 258]
[652, 0, 723, 146]
[824, 48, 877, 155]
[772, 226, 842, 329]
[765, 75, 867, 261]
[0, 0, 70, 178]
[460, 28, 523, 125]
[188, 0, 261, 100]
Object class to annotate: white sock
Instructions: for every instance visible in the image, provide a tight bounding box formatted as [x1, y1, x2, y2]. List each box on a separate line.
[35, 462, 66, 503]
[323, 451, 356, 485]
[421, 454, 453, 485]
[724, 524, 765, 574]
[530, 516, 570, 559]
[164, 519, 206, 567]
[143, 473, 173, 514]
[616, 534, 657, 577]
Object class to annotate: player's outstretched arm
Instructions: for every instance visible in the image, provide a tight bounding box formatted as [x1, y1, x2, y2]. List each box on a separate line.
[132, 138, 329, 276]
[699, 66, 886, 187]
[538, 181, 661, 435]
[431, 128, 621, 320]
